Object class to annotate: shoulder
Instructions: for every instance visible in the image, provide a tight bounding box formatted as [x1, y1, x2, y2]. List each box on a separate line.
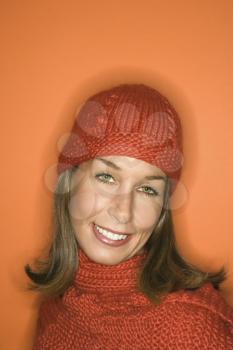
[36, 295, 65, 330]
[148, 282, 233, 349]
[163, 282, 233, 325]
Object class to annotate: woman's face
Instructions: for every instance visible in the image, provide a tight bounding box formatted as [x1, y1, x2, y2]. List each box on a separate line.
[69, 155, 167, 265]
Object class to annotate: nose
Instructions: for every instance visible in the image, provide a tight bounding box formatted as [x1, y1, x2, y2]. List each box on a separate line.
[107, 189, 133, 224]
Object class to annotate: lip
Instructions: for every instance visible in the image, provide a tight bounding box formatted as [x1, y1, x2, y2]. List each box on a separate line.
[93, 223, 131, 235]
[92, 223, 132, 247]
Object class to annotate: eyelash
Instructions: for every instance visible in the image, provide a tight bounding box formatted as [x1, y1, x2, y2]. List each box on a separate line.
[94, 172, 159, 197]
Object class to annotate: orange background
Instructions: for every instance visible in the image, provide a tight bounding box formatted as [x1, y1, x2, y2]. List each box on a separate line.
[1, 1, 233, 349]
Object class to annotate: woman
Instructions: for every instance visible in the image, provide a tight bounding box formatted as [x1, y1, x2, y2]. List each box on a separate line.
[25, 83, 233, 349]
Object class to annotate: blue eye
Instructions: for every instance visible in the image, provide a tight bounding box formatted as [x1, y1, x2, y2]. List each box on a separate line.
[95, 172, 159, 197]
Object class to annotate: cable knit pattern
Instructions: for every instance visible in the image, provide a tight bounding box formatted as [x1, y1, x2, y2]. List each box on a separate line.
[33, 249, 233, 349]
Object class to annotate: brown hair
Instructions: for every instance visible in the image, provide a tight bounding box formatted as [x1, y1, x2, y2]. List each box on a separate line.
[24, 166, 226, 303]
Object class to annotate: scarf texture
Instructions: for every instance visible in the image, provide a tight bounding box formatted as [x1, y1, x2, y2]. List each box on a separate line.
[33, 249, 233, 349]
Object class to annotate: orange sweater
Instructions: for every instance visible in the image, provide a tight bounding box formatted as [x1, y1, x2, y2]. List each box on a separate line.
[33, 249, 233, 349]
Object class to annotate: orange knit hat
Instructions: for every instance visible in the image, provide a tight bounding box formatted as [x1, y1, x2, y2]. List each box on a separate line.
[57, 83, 183, 195]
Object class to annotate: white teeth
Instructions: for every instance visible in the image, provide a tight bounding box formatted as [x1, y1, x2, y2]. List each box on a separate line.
[95, 225, 128, 241]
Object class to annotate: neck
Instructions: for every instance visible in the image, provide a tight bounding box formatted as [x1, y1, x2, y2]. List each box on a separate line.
[73, 248, 147, 293]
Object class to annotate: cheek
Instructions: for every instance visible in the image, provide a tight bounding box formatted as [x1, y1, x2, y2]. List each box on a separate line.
[69, 187, 110, 221]
[134, 200, 162, 231]
[69, 189, 95, 221]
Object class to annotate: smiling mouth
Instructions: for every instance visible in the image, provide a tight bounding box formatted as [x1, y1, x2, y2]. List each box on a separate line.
[92, 223, 132, 246]
[94, 223, 132, 235]
[95, 224, 128, 240]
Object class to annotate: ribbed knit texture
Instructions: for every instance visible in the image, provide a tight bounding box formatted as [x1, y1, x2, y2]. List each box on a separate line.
[57, 83, 183, 196]
[33, 249, 233, 349]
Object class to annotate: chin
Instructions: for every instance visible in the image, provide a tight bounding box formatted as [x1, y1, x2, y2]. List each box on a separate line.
[94, 253, 125, 265]
[79, 246, 127, 266]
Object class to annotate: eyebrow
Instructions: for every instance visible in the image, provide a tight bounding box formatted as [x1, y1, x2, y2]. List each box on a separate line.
[96, 158, 166, 182]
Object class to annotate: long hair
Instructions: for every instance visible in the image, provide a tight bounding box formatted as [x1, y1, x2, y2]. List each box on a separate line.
[24, 166, 226, 302]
